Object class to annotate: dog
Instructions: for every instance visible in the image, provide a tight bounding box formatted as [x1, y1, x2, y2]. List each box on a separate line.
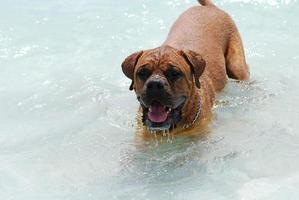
[121, 0, 249, 136]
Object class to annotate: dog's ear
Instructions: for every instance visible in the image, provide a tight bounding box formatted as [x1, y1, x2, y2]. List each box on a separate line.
[180, 50, 206, 88]
[121, 51, 143, 90]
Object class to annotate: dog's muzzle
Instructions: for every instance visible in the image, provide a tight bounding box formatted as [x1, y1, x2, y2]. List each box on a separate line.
[137, 75, 186, 132]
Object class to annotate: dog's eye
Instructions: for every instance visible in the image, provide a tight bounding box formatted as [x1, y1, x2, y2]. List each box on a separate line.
[137, 68, 151, 80]
[165, 68, 183, 81]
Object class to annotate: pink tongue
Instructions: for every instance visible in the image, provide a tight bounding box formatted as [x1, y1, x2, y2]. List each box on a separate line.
[147, 103, 168, 123]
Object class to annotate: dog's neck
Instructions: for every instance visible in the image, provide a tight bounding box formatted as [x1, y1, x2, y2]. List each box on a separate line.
[182, 95, 201, 130]
[179, 85, 203, 130]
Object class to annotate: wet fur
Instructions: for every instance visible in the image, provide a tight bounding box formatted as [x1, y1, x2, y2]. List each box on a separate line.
[122, 1, 249, 137]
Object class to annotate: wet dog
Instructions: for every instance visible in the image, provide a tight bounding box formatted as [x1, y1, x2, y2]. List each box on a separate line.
[121, 0, 249, 136]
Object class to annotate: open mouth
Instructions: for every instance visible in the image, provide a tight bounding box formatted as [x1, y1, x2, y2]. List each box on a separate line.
[141, 97, 186, 132]
[147, 101, 171, 123]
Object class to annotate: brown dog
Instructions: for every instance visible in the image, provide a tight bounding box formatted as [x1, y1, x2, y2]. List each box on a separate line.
[121, 0, 249, 136]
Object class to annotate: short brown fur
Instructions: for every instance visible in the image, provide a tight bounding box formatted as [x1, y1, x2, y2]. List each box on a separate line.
[122, 1, 249, 137]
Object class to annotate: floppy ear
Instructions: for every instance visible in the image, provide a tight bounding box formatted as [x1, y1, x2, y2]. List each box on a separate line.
[180, 50, 206, 88]
[121, 51, 143, 90]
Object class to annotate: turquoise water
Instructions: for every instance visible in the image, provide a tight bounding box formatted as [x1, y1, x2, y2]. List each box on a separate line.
[0, 0, 299, 199]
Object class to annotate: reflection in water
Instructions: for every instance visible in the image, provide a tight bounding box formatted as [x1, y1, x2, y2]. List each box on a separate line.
[120, 135, 206, 184]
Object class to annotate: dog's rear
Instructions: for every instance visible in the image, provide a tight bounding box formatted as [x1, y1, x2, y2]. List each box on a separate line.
[164, 0, 249, 92]
[197, 0, 249, 82]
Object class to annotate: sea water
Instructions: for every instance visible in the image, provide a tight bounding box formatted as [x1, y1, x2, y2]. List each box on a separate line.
[0, 0, 299, 199]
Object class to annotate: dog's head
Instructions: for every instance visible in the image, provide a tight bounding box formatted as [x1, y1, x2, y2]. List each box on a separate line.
[121, 45, 205, 132]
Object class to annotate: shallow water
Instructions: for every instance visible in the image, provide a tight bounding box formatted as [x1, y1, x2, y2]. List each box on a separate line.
[0, 0, 299, 199]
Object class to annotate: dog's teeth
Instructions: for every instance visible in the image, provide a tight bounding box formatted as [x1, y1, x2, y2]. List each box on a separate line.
[149, 107, 152, 112]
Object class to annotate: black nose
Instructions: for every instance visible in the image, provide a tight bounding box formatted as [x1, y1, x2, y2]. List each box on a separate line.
[147, 80, 164, 92]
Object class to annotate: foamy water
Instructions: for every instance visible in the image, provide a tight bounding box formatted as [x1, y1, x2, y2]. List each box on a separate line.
[0, 0, 299, 199]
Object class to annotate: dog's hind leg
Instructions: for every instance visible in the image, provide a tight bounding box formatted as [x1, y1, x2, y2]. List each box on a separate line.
[225, 30, 250, 80]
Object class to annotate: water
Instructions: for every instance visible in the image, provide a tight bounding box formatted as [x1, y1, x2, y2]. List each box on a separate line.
[0, 0, 299, 199]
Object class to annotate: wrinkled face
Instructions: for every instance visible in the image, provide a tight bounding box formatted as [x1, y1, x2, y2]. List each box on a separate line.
[134, 47, 193, 131]
[122, 45, 205, 132]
